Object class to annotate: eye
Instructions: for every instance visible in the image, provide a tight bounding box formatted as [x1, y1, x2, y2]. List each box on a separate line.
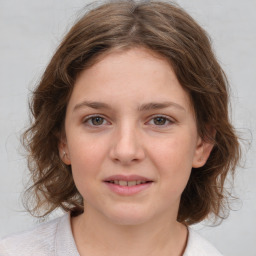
[83, 115, 108, 126]
[147, 115, 174, 126]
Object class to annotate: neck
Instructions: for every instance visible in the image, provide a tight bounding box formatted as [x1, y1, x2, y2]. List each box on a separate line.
[71, 207, 188, 256]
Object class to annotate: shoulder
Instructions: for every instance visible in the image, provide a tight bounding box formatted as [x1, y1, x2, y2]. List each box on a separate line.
[184, 227, 223, 256]
[0, 214, 67, 256]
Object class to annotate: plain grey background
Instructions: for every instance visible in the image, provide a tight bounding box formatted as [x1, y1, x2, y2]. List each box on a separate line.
[0, 1, 255, 255]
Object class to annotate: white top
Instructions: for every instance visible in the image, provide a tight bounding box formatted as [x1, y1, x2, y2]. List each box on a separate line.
[0, 213, 223, 256]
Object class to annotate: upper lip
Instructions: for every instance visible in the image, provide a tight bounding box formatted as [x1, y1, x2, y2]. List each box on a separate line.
[104, 175, 153, 182]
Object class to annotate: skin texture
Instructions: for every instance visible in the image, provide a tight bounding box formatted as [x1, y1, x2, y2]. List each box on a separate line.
[59, 47, 213, 256]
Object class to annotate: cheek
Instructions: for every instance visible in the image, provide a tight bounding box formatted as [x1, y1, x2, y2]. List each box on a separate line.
[68, 133, 107, 166]
[152, 134, 196, 165]
[66, 135, 108, 190]
[149, 133, 196, 187]
[68, 145, 102, 201]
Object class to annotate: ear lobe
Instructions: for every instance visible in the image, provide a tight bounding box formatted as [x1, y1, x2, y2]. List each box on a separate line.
[58, 134, 71, 165]
[192, 136, 215, 168]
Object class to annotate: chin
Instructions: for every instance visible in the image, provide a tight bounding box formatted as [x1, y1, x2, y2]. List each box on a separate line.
[104, 205, 154, 226]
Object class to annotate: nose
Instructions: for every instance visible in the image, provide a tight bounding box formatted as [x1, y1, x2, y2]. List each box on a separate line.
[109, 123, 145, 165]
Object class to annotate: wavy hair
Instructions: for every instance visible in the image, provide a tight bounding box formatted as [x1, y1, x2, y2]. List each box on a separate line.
[23, 0, 240, 225]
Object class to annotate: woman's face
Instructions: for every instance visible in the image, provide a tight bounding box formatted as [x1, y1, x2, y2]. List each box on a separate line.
[61, 47, 211, 225]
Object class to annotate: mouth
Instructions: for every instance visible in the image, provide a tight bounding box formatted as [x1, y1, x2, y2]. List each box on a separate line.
[104, 175, 153, 185]
[105, 180, 153, 186]
[103, 175, 153, 195]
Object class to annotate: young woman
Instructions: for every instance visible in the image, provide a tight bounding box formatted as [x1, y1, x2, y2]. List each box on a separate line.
[0, 1, 240, 255]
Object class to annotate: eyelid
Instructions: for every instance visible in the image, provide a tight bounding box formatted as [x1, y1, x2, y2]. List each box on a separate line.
[82, 114, 175, 127]
[146, 114, 176, 126]
[82, 114, 110, 126]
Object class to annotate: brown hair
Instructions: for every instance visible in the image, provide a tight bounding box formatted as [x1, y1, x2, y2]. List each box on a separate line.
[23, 0, 240, 225]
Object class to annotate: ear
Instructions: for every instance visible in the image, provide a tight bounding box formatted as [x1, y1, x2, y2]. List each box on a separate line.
[192, 134, 215, 168]
[58, 132, 71, 165]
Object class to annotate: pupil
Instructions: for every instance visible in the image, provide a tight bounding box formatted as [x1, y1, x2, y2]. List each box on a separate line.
[154, 117, 166, 125]
[92, 117, 103, 125]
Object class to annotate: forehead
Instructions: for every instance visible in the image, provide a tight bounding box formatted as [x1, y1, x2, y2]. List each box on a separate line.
[75, 47, 174, 89]
[69, 47, 194, 114]
[78, 46, 173, 77]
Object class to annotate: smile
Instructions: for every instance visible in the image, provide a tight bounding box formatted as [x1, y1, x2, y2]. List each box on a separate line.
[103, 175, 153, 195]
[106, 180, 151, 186]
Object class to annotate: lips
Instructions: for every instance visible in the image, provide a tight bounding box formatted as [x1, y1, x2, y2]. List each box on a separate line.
[104, 175, 153, 185]
[107, 180, 149, 186]
[103, 175, 153, 195]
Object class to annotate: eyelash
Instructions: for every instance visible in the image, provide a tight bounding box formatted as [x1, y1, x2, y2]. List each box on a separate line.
[147, 115, 175, 127]
[82, 115, 109, 127]
[82, 115, 175, 127]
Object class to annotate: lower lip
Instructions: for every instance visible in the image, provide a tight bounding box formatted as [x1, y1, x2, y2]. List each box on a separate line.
[104, 182, 153, 196]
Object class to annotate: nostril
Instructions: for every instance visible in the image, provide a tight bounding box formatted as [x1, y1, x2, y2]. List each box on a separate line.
[109, 136, 145, 164]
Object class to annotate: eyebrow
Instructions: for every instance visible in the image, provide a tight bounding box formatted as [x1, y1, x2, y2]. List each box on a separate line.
[138, 102, 185, 112]
[73, 100, 185, 112]
[73, 101, 111, 112]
